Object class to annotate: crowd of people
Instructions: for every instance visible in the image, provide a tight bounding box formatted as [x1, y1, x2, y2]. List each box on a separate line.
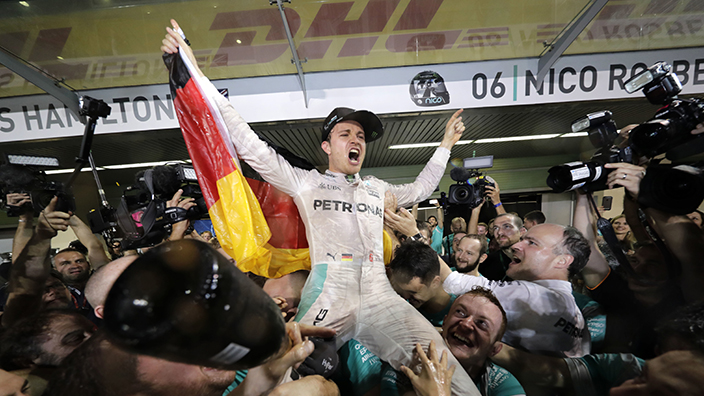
[1, 18, 704, 396]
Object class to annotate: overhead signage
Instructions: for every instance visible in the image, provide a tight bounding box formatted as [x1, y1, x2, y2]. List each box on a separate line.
[1, 46, 702, 142]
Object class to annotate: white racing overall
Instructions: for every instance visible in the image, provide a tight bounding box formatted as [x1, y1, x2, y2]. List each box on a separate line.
[202, 77, 480, 396]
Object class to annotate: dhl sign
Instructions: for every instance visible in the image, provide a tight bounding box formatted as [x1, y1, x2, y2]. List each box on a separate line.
[0, 0, 702, 99]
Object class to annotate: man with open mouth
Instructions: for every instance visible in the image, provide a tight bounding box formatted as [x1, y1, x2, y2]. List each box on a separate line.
[382, 287, 525, 396]
[441, 223, 592, 358]
[161, 19, 479, 396]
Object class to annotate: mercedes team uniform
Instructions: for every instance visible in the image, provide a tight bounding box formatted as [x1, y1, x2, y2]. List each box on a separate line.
[202, 76, 479, 396]
[444, 273, 591, 357]
[381, 361, 525, 396]
[564, 353, 644, 396]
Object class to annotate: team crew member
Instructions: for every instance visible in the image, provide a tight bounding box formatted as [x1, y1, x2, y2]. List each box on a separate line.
[441, 224, 591, 357]
[161, 20, 479, 396]
[382, 288, 525, 396]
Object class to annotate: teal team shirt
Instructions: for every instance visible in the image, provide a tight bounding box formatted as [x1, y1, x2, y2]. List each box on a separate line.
[572, 291, 606, 351]
[565, 353, 644, 396]
[431, 226, 444, 255]
[419, 293, 458, 327]
[381, 361, 525, 396]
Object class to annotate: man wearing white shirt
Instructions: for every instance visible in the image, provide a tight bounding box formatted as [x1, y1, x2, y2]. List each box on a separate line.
[441, 223, 591, 357]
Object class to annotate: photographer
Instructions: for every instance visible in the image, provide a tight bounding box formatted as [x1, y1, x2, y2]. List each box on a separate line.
[573, 160, 704, 358]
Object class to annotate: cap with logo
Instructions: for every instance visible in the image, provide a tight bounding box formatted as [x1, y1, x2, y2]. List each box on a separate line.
[321, 107, 384, 143]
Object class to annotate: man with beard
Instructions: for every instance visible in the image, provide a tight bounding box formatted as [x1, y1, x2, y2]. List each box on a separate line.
[442, 217, 467, 258]
[427, 201, 444, 255]
[454, 235, 488, 276]
[387, 241, 457, 327]
[440, 231, 466, 270]
[479, 214, 525, 281]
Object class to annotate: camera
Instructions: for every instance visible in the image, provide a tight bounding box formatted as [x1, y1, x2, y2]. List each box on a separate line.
[0, 159, 75, 216]
[547, 111, 633, 193]
[89, 164, 208, 250]
[79, 96, 111, 119]
[625, 61, 704, 159]
[447, 167, 495, 209]
[638, 163, 704, 215]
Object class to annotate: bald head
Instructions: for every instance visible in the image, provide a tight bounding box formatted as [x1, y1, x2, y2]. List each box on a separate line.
[84, 256, 137, 318]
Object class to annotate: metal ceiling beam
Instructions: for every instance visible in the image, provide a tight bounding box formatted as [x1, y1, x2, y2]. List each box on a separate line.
[271, 0, 309, 108]
[537, 0, 609, 83]
[0, 46, 85, 124]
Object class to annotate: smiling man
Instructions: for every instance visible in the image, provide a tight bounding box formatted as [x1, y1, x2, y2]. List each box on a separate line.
[382, 287, 525, 396]
[162, 19, 479, 395]
[441, 223, 592, 358]
[479, 214, 525, 281]
[455, 234, 488, 275]
[442, 289, 524, 396]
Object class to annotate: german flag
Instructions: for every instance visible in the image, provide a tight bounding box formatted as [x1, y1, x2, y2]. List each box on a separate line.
[164, 49, 310, 277]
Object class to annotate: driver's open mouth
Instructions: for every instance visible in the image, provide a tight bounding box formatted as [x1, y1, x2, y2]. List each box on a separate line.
[349, 148, 360, 162]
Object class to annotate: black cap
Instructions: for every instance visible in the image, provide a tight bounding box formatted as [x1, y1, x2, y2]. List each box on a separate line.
[321, 107, 384, 143]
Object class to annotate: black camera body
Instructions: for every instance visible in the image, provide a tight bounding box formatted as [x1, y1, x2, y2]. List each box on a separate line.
[79, 96, 111, 119]
[547, 111, 633, 193]
[625, 61, 704, 159]
[89, 164, 208, 250]
[448, 167, 495, 209]
[638, 163, 704, 215]
[630, 98, 704, 159]
[1, 164, 75, 216]
[29, 181, 76, 214]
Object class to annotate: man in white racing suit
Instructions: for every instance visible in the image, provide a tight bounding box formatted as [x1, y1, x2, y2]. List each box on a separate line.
[162, 20, 480, 395]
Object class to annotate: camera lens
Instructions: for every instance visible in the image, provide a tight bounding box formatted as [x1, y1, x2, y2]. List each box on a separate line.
[448, 184, 475, 205]
[630, 119, 674, 156]
[456, 188, 468, 200]
[547, 162, 606, 193]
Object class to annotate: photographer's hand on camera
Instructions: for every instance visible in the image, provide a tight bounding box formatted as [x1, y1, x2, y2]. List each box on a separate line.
[604, 163, 646, 199]
[484, 183, 506, 214]
[6, 192, 32, 212]
[37, 196, 71, 239]
[691, 123, 704, 135]
[604, 163, 652, 245]
[166, 189, 196, 241]
[617, 124, 638, 148]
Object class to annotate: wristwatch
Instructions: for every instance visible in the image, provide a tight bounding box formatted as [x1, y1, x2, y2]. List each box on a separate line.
[408, 233, 424, 242]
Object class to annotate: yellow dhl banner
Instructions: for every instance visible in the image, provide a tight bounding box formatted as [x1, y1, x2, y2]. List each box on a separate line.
[1, 0, 702, 98]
